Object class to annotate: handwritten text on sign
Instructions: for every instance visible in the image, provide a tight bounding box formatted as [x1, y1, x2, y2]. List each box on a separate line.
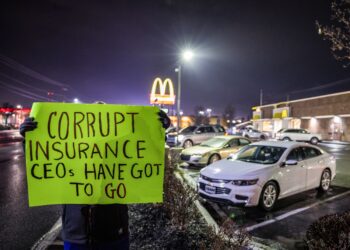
[25, 103, 165, 206]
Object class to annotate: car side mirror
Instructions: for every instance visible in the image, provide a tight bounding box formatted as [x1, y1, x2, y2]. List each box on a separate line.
[284, 159, 298, 166]
[195, 130, 202, 134]
[224, 144, 230, 148]
[227, 153, 236, 160]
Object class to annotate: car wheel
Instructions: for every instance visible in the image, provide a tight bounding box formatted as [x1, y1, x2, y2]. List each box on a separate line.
[183, 140, 193, 148]
[208, 154, 221, 165]
[282, 137, 291, 141]
[259, 181, 278, 211]
[310, 137, 319, 145]
[318, 169, 331, 193]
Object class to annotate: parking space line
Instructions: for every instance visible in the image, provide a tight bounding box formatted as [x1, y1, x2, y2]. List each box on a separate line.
[245, 190, 350, 232]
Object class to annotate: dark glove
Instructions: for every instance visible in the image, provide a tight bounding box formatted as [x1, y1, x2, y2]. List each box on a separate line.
[19, 117, 37, 137]
[158, 110, 171, 129]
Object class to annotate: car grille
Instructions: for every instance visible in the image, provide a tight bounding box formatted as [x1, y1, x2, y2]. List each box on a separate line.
[167, 136, 176, 142]
[180, 154, 191, 161]
[199, 183, 231, 194]
[200, 174, 231, 183]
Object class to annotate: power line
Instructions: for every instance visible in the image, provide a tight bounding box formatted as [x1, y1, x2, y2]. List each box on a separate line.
[0, 85, 43, 101]
[0, 54, 70, 88]
[0, 72, 65, 96]
[0, 80, 56, 101]
[289, 77, 350, 95]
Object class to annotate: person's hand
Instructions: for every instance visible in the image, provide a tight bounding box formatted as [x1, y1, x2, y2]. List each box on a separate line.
[158, 110, 171, 129]
[19, 117, 37, 137]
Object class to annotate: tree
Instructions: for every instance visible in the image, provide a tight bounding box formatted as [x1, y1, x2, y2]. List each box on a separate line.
[2, 102, 14, 108]
[194, 105, 209, 125]
[1, 102, 14, 125]
[316, 0, 350, 67]
[223, 104, 235, 127]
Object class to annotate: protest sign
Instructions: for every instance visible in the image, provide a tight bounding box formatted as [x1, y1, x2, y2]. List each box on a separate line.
[25, 102, 165, 206]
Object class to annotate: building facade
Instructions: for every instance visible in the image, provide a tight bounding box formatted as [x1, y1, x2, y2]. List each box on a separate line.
[0, 107, 30, 129]
[252, 90, 350, 142]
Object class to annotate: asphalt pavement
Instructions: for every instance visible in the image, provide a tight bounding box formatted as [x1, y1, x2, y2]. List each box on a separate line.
[0, 136, 61, 250]
[178, 141, 350, 250]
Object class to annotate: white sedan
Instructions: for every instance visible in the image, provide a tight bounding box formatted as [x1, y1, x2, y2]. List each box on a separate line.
[197, 141, 336, 211]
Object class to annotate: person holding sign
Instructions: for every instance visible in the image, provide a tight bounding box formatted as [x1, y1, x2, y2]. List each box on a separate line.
[20, 104, 170, 250]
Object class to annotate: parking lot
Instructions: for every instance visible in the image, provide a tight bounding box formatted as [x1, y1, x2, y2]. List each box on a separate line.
[176, 142, 350, 249]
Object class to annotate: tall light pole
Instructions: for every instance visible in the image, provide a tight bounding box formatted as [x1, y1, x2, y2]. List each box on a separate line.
[175, 65, 181, 132]
[176, 50, 194, 132]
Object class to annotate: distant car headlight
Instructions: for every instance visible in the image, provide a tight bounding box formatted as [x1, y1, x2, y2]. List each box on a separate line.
[178, 135, 185, 141]
[232, 179, 259, 186]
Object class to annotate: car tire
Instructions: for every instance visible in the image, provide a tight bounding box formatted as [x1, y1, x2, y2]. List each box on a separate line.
[310, 137, 319, 145]
[183, 140, 193, 148]
[208, 154, 221, 165]
[282, 137, 291, 141]
[259, 181, 278, 211]
[318, 169, 331, 193]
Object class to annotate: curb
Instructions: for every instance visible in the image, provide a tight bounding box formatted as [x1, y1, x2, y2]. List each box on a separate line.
[31, 218, 62, 250]
[320, 140, 350, 146]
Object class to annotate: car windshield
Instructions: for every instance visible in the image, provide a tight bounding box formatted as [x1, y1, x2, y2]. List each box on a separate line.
[179, 126, 197, 134]
[200, 138, 228, 148]
[233, 145, 286, 164]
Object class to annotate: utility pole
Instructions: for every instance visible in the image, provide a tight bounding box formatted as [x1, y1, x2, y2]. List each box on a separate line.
[260, 89, 263, 106]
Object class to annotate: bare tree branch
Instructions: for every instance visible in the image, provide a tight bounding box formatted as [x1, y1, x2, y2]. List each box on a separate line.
[316, 0, 350, 67]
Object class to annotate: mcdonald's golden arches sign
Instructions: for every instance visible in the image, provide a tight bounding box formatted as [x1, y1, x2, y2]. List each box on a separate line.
[150, 78, 176, 105]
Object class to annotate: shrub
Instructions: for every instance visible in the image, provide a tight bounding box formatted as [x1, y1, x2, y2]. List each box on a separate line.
[305, 210, 350, 249]
[162, 148, 250, 249]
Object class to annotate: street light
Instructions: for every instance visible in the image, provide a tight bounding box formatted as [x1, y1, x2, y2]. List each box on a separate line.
[206, 108, 212, 117]
[73, 98, 79, 103]
[176, 49, 194, 132]
[183, 50, 194, 62]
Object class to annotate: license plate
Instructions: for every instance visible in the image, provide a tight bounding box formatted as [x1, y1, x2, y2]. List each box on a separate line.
[205, 185, 216, 194]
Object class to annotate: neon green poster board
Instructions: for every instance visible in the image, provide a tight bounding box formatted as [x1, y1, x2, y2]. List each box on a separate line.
[25, 102, 165, 207]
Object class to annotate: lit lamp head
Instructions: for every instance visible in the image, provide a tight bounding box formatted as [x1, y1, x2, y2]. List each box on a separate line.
[182, 50, 194, 62]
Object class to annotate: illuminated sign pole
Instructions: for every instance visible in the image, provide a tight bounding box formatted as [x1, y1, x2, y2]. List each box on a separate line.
[176, 65, 181, 132]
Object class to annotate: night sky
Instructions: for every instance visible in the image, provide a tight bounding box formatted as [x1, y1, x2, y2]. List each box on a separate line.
[0, 0, 349, 117]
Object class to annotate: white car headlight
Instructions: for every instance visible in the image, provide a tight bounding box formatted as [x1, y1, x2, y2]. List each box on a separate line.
[232, 179, 259, 186]
[178, 135, 185, 141]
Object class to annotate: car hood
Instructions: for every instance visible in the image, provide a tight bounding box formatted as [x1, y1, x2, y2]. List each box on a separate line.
[182, 145, 216, 155]
[200, 159, 272, 180]
[168, 131, 193, 136]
